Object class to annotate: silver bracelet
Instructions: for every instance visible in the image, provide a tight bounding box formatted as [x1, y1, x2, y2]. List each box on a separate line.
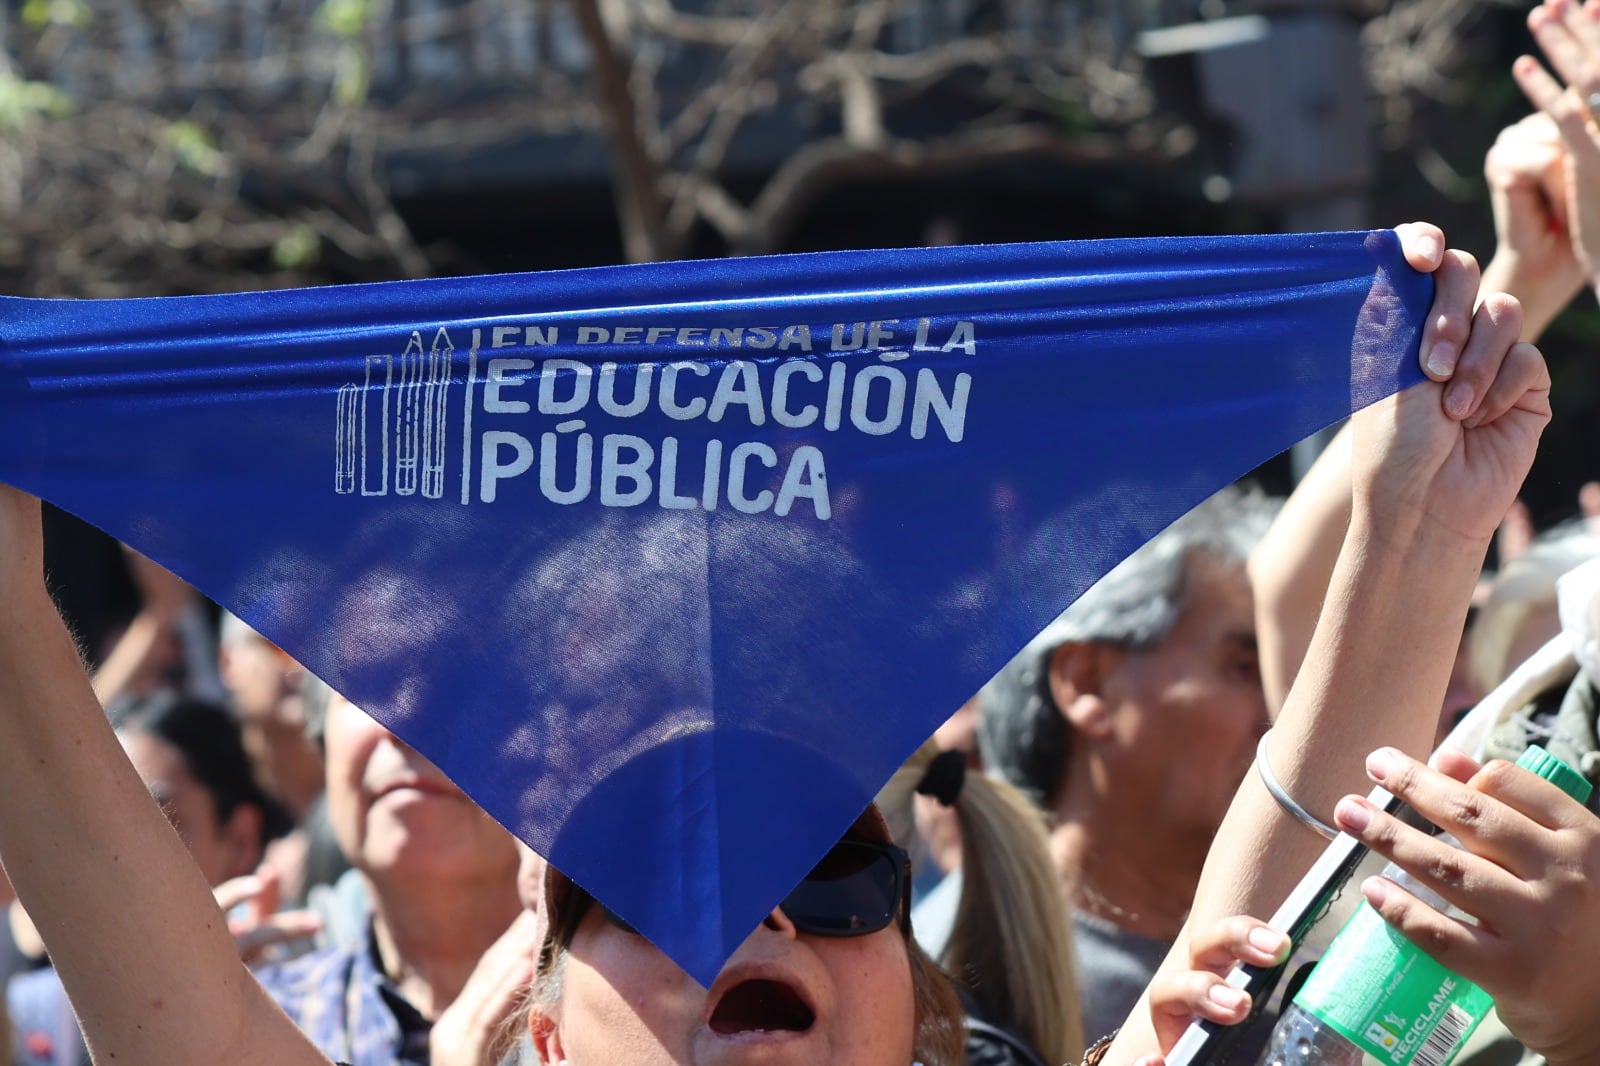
[1256, 730, 1338, 840]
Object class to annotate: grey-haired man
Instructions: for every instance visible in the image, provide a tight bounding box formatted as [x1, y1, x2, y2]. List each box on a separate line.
[918, 484, 1278, 1043]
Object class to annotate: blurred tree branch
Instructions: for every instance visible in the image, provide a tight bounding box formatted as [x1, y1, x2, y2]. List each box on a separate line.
[0, 0, 1512, 293]
[571, 0, 1193, 260]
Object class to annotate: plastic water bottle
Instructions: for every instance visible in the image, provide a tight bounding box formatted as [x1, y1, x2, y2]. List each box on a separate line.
[1259, 745, 1591, 1066]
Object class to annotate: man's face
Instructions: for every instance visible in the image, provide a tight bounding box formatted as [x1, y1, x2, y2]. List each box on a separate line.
[322, 693, 518, 886]
[1096, 552, 1268, 842]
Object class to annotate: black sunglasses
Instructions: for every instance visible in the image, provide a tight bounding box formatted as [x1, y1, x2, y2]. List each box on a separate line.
[591, 839, 912, 940]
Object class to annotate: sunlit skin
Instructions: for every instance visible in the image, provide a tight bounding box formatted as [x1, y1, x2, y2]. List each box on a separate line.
[534, 906, 916, 1066]
[322, 693, 519, 883]
[1093, 553, 1268, 845]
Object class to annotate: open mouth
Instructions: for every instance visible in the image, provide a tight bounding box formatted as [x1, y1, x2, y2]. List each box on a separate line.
[708, 979, 816, 1036]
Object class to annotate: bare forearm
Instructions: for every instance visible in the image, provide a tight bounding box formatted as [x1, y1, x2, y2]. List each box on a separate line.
[1108, 506, 1489, 1062]
[1479, 251, 1585, 343]
[1250, 425, 1353, 714]
[0, 575, 321, 1065]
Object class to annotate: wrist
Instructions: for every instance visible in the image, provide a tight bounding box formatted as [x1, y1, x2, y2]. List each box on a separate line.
[1347, 500, 1492, 571]
[1481, 251, 1585, 340]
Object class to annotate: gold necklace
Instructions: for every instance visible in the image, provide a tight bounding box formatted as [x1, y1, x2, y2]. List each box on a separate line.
[1073, 876, 1142, 926]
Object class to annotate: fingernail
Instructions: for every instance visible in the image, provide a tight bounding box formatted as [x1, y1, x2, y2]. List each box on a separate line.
[1208, 984, 1249, 1011]
[1367, 747, 1401, 783]
[1362, 876, 1389, 908]
[1248, 926, 1290, 958]
[1335, 796, 1371, 833]
[1416, 235, 1442, 263]
[1445, 381, 1474, 420]
[1425, 340, 1457, 377]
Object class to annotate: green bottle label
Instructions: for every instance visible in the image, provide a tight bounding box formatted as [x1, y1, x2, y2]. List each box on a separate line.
[1293, 904, 1490, 1066]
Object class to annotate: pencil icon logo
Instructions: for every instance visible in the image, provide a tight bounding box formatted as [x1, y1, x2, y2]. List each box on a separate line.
[335, 333, 455, 498]
[422, 328, 453, 499]
[394, 332, 425, 496]
[335, 383, 358, 494]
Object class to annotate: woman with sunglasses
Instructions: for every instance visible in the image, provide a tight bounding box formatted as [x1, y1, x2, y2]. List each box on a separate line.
[0, 221, 1537, 1066]
[525, 806, 967, 1066]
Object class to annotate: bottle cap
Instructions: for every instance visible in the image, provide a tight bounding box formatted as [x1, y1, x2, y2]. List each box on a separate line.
[1514, 744, 1593, 804]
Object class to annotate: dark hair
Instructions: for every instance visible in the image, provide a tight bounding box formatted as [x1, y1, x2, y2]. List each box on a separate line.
[106, 691, 292, 844]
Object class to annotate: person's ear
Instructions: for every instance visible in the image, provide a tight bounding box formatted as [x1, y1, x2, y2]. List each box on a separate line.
[1047, 641, 1119, 740]
[530, 1004, 566, 1065]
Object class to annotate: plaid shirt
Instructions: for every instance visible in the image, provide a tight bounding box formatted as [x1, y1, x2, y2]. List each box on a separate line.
[255, 921, 432, 1066]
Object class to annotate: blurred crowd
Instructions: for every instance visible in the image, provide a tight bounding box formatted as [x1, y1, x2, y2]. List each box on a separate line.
[9, 3, 1600, 1066]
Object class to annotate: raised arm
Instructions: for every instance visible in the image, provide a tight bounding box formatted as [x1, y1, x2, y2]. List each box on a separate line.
[1478, 112, 1588, 342]
[0, 486, 330, 1066]
[1498, 0, 1600, 335]
[1248, 422, 1352, 716]
[1253, 99, 1591, 720]
[1107, 226, 1551, 1062]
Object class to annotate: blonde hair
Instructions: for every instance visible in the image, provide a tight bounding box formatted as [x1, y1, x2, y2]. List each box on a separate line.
[879, 739, 1084, 1066]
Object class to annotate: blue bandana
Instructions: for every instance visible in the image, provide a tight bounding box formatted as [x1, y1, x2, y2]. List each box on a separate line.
[0, 229, 1429, 983]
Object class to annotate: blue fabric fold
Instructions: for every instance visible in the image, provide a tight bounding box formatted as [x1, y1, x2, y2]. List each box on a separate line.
[0, 229, 1430, 984]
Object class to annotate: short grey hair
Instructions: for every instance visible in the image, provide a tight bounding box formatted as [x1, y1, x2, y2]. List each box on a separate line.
[977, 484, 1278, 803]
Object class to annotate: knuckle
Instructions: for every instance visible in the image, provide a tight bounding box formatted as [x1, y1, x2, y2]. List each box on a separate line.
[1415, 920, 1456, 959]
[1369, 813, 1403, 851]
[1220, 914, 1257, 952]
[1425, 851, 1471, 890]
[1552, 92, 1588, 125]
[1447, 790, 1492, 830]
[1479, 290, 1524, 324]
[1387, 758, 1423, 799]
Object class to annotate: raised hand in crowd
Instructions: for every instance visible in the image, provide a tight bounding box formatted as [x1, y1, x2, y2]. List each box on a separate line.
[216, 869, 323, 966]
[1250, 226, 1504, 718]
[1141, 915, 1290, 1054]
[1509, 0, 1600, 325]
[428, 910, 542, 1066]
[1330, 747, 1600, 1066]
[89, 546, 200, 707]
[1109, 223, 1550, 1062]
[1480, 112, 1589, 340]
